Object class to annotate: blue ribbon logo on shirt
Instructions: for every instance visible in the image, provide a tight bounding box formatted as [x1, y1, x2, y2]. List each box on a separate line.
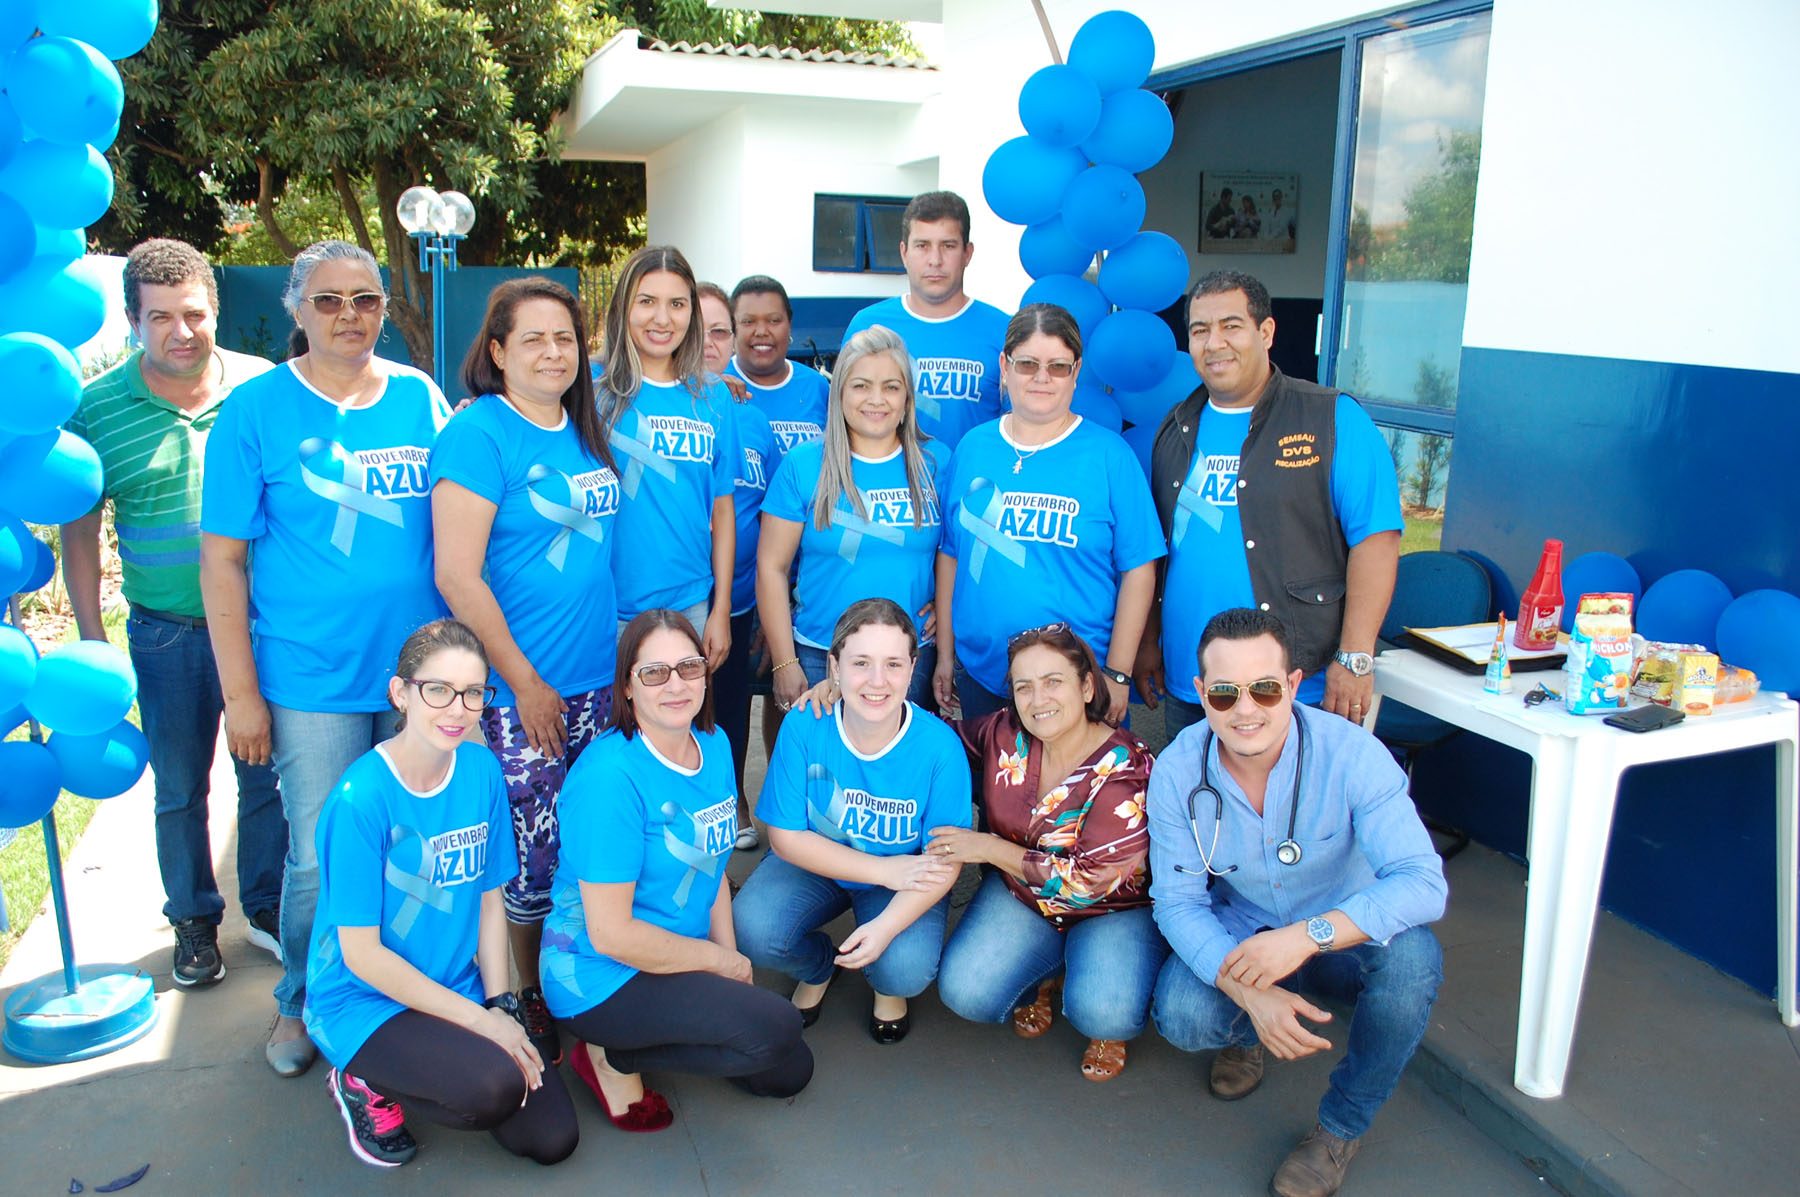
[834, 494, 905, 563]
[804, 763, 854, 845]
[384, 825, 453, 940]
[540, 923, 585, 999]
[659, 800, 722, 909]
[526, 463, 607, 571]
[298, 436, 405, 556]
[1172, 472, 1223, 547]
[608, 413, 678, 498]
[956, 477, 1027, 582]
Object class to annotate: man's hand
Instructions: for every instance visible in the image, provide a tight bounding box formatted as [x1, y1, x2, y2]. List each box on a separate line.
[1323, 661, 1374, 726]
[1220, 924, 1314, 990]
[224, 694, 273, 766]
[1132, 637, 1165, 710]
[1231, 982, 1334, 1060]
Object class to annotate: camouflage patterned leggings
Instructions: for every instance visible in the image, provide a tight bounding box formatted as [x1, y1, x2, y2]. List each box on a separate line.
[480, 686, 612, 923]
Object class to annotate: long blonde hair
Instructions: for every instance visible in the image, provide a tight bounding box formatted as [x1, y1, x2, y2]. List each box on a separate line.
[811, 325, 936, 531]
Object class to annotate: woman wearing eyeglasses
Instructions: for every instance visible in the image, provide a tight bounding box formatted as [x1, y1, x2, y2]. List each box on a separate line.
[734, 599, 971, 1044]
[934, 303, 1165, 726]
[597, 247, 738, 670]
[304, 619, 577, 1169]
[203, 239, 452, 1078]
[430, 278, 621, 1065]
[538, 610, 813, 1132]
[930, 623, 1164, 1082]
[756, 325, 947, 720]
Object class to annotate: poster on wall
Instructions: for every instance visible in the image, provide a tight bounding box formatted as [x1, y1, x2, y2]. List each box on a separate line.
[1199, 171, 1298, 254]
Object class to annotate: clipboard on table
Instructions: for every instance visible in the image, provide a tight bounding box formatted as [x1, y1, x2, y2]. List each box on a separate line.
[1397, 623, 1568, 675]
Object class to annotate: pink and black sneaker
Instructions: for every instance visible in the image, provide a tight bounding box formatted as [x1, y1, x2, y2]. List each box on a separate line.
[327, 1067, 419, 1167]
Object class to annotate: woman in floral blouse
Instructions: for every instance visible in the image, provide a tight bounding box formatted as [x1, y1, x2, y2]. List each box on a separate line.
[928, 623, 1166, 1081]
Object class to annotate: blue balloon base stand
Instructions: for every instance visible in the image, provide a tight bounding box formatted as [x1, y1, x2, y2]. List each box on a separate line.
[2, 807, 157, 1064]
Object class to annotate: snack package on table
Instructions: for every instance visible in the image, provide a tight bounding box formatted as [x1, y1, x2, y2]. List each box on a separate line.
[1566, 612, 1633, 714]
[1716, 664, 1760, 705]
[1630, 637, 1707, 705]
[1675, 651, 1719, 716]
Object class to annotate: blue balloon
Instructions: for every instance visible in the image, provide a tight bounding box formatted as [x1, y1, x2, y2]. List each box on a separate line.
[1111, 349, 1199, 427]
[1019, 218, 1093, 280]
[1020, 274, 1110, 341]
[1018, 64, 1101, 148]
[25, 639, 137, 736]
[1081, 88, 1175, 173]
[0, 428, 104, 523]
[6, 37, 124, 147]
[48, 718, 149, 799]
[1087, 308, 1175, 392]
[1557, 551, 1643, 632]
[0, 191, 28, 282]
[0, 1, 36, 56]
[981, 135, 1087, 227]
[23, 536, 54, 591]
[0, 701, 26, 737]
[35, 224, 86, 265]
[0, 739, 61, 829]
[39, 0, 159, 62]
[1061, 165, 1146, 252]
[0, 514, 33, 594]
[0, 93, 20, 170]
[0, 331, 83, 435]
[1070, 377, 1122, 433]
[1068, 10, 1155, 96]
[0, 254, 108, 349]
[1635, 568, 1733, 647]
[0, 622, 36, 709]
[1120, 418, 1156, 480]
[1716, 590, 1800, 695]
[1098, 230, 1188, 313]
[0, 139, 114, 229]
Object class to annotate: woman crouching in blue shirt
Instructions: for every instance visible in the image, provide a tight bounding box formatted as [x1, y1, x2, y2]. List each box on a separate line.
[539, 610, 812, 1132]
[304, 619, 576, 1168]
[735, 598, 972, 1044]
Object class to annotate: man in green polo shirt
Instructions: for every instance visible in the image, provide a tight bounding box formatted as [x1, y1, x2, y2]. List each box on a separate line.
[62, 239, 286, 988]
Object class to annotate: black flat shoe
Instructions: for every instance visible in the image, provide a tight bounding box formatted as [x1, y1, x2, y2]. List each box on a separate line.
[868, 1008, 910, 1045]
[796, 966, 841, 1028]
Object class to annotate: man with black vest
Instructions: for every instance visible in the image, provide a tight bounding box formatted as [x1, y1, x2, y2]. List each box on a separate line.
[1134, 271, 1401, 737]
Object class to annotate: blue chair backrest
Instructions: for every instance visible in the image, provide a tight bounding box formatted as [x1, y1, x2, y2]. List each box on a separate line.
[1379, 551, 1494, 648]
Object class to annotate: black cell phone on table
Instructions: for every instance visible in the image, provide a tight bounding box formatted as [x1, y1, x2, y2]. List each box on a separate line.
[1604, 705, 1686, 733]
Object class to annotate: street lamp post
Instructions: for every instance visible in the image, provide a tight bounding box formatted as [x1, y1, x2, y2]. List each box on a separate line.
[395, 185, 476, 389]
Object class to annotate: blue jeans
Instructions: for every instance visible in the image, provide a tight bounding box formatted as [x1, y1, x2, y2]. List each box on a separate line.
[733, 851, 948, 998]
[127, 606, 286, 925]
[617, 598, 710, 643]
[1152, 925, 1443, 1140]
[795, 641, 937, 708]
[268, 703, 398, 1018]
[951, 657, 1011, 723]
[938, 871, 1169, 1041]
[1161, 692, 1208, 742]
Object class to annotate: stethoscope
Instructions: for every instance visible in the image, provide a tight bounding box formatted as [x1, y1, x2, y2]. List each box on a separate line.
[1177, 706, 1308, 877]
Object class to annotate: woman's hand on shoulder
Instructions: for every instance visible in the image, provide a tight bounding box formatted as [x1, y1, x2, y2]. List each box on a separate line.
[790, 673, 837, 718]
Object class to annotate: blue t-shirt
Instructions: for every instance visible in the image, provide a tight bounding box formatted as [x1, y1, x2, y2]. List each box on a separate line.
[202, 359, 451, 711]
[538, 726, 740, 1016]
[842, 296, 1009, 450]
[605, 377, 739, 618]
[1161, 395, 1403, 704]
[725, 357, 829, 470]
[758, 702, 972, 889]
[728, 402, 778, 616]
[941, 416, 1167, 694]
[762, 439, 948, 649]
[303, 743, 515, 1069]
[429, 394, 621, 705]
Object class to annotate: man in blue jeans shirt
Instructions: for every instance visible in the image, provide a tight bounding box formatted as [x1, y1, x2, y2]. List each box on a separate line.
[61, 239, 286, 988]
[1147, 608, 1446, 1197]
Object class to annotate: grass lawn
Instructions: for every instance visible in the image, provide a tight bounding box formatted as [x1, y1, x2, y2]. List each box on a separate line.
[1402, 511, 1444, 555]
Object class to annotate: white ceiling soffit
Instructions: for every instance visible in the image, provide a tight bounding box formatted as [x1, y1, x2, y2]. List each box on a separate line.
[562, 29, 940, 161]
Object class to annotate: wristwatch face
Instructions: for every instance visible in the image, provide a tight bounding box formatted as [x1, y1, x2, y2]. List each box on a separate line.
[1306, 916, 1335, 950]
[1100, 665, 1129, 685]
[1336, 651, 1374, 677]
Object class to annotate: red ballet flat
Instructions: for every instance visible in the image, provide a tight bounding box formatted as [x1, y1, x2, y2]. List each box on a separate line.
[570, 1041, 673, 1132]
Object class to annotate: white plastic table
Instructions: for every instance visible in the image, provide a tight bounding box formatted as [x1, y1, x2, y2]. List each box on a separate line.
[1367, 649, 1799, 1099]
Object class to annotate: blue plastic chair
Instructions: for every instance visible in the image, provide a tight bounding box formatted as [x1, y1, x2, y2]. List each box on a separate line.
[1373, 550, 1493, 858]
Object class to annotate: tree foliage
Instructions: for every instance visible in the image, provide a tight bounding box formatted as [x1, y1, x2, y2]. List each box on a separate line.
[1345, 130, 1481, 285]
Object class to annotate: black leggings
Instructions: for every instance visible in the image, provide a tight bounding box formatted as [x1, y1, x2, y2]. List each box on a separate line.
[561, 970, 813, 1098]
[348, 1009, 579, 1165]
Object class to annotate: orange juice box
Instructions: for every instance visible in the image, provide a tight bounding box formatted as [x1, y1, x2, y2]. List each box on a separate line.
[1675, 651, 1718, 716]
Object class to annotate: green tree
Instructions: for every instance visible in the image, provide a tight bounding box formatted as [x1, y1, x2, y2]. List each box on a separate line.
[1360, 130, 1481, 284]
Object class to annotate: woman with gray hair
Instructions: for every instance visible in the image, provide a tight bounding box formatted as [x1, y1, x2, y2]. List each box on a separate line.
[201, 239, 453, 1078]
[755, 324, 947, 717]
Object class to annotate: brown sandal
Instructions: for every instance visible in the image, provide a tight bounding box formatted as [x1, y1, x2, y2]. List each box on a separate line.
[1081, 1038, 1128, 1082]
[1011, 978, 1061, 1039]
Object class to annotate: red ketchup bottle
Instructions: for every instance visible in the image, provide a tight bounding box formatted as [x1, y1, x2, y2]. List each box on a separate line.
[1513, 538, 1565, 651]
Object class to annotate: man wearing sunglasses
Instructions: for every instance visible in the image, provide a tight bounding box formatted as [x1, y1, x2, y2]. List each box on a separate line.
[1136, 270, 1401, 737]
[1146, 609, 1445, 1197]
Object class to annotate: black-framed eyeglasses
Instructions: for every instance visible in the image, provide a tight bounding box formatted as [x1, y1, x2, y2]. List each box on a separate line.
[1204, 679, 1287, 713]
[634, 656, 707, 687]
[1008, 621, 1070, 646]
[1005, 354, 1076, 379]
[405, 678, 496, 710]
[304, 291, 385, 316]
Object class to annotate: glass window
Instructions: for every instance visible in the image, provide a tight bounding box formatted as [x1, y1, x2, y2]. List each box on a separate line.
[1381, 425, 1451, 554]
[812, 196, 860, 272]
[866, 202, 908, 272]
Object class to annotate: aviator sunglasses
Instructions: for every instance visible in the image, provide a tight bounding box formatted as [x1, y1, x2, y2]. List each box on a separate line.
[1004, 354, 1076, 379]
[1203, 679, 1287, 712]
[303, 291, 385, 316]
[634, 656, 707, 686]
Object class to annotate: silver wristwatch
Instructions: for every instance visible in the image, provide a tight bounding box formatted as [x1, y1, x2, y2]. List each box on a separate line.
[1333, 649, 1374, 677]
[1305, 916, 1335, 952]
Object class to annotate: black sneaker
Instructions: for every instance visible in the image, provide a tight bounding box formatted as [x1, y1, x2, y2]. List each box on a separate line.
[172, 918, 225, 987]
[327, 1067, 418, 1168]
[518, 985, 563, 1065]
[246, 907, 283, 965]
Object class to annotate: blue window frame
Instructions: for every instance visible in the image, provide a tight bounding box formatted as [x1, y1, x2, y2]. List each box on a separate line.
[813, 194, 908, 275]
